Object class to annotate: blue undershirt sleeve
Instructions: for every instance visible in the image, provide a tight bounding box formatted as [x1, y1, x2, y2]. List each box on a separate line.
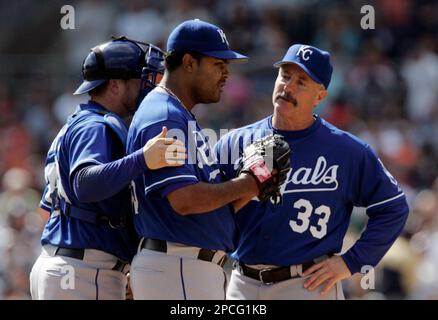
[72, 148, 147, 202]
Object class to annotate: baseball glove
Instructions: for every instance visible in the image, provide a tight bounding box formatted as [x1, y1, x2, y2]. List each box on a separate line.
[238, 134, 291, 203]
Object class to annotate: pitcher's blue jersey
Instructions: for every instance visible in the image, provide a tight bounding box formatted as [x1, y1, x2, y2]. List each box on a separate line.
[126, 88, 236, 251]
[39, 102, 137, 262]
[215, 115, 409, 273]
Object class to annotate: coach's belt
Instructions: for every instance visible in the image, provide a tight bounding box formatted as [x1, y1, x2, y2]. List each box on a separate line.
[54, 247, 128, 273]
[236, 254, 333, 285]
[141, 238, 227, 267]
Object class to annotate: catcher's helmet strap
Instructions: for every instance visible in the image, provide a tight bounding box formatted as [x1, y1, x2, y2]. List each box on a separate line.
[83, 47, 141, 81]
[92, 47, 105, 73]
[84, 68, 141, 81]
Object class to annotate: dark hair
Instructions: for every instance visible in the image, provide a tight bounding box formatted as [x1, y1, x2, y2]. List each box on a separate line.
[165, 50, 204, 72]
[88, 81, 109, 97]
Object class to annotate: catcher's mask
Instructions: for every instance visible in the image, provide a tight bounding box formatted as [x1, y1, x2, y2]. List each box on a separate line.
[74, 36, 165, 109]
[137, 41, 165, 105]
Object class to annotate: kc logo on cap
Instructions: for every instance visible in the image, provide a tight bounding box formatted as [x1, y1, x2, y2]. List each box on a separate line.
[273, 44, 333, 89]
[296, 45, 313, 61]
[217, 29, 229, 46]
[167, 19, 247, 61]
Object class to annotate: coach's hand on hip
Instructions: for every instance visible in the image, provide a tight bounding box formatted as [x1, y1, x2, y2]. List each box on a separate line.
[302, 255, 352, 296]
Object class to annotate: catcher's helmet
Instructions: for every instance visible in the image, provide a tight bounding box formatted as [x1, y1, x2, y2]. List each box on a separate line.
[74, 36, 165, 96]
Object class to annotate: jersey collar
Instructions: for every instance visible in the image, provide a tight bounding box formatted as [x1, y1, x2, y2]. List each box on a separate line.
[78, 100, 108, 113]
[267, 114, 321, 139]
[155, 87, 196, 120]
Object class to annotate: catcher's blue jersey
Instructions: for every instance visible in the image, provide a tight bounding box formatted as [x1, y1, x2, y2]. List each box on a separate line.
[39, 102, 137, 262]
[126, 88, 236, 251]
[215, 115, 409, 273]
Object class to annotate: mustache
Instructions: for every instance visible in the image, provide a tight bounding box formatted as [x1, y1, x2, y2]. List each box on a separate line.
[276, 93, 298, 106]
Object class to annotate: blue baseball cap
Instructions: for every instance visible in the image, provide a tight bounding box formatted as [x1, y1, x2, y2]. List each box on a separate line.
[274, 44, 333, 89]
[167, 19, 248, 61]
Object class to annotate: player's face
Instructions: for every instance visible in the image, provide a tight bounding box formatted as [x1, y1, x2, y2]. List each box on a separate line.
[272, 64, 327, 116]
[120, 79, 142, 116]
[192, 56, 229, 104]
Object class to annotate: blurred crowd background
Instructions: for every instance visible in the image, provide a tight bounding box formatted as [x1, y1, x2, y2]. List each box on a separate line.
[0, 0, 437, 299]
